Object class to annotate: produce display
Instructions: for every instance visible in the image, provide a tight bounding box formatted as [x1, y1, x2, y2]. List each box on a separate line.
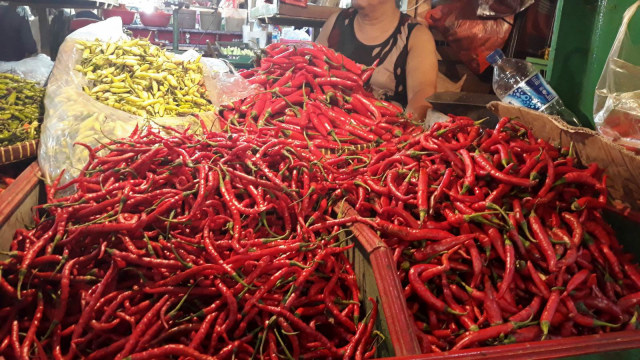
[220, 46, 255, 57]
[228, 43, 640, 352]
[2, 42, 640, 359]
[74, 38, 215, 117]
[0, 130, 380, 358]
[0, 73, 44, 147]
[341, 117, 640, 351]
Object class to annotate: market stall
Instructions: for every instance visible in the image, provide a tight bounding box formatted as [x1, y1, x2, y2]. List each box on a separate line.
[2, 0, 640, 359]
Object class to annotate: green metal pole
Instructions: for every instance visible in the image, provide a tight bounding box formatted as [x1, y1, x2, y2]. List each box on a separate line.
[173, 8, 179, 53]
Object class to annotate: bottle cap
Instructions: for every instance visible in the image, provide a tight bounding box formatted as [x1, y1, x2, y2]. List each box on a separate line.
[486, 49, 505, 65]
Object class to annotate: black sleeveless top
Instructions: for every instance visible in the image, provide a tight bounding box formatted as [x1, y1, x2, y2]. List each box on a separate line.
[327, 8, 419, 106]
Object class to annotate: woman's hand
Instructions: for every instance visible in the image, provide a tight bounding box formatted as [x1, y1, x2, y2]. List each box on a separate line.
[405, 25, 438, 121]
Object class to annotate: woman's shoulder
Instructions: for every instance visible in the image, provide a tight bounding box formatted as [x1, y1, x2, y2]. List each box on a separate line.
[407, 23, 435, 53]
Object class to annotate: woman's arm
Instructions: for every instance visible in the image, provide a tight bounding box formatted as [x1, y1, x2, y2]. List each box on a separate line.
[405, 25, 438, 120]
[316, 12, 339, 47]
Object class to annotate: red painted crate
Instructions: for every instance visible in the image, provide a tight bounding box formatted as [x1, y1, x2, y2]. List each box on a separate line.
[395, 331, 640, 360]
[339, 203, 422, 357]
[358, 104, 640, 359]
[0, 162, 42, 255]
[0, 164, 419, 358]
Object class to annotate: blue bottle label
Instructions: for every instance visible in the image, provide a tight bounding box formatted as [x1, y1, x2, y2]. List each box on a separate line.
[503, 73, 558, 110]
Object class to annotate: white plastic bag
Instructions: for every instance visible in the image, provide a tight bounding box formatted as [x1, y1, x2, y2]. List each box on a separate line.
[0, 54, 54, 86]
[594, 1, 640, 152]
[39, 17, 257, 185]
[221, 8, 246, 32]
[477, 0, 534, 17]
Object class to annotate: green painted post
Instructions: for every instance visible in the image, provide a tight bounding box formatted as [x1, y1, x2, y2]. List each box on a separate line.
[547, 0, 638, 128]
[173, 8, 180, 53]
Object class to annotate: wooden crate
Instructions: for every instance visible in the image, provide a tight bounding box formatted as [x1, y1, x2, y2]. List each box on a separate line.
[0, 162, 42, 257]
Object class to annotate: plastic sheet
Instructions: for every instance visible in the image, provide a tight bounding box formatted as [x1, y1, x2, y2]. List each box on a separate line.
[426, 1, 513, 74]
[221, 8, 247, 32]
[477, 0, 534, 18]
[38, 17, 256, 185]
[0, 54, 54, 86]
[594, 1, 640, 152]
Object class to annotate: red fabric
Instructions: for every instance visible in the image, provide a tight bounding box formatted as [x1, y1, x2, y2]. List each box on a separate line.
[280, 0, 308, 7]
[426, 1, 513, 74]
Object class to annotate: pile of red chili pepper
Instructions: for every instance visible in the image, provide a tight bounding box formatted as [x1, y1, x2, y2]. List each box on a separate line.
[332, 115, 640, 352]
[3, 41, 640, 358]
[0, 124, 381, 359]
[226, 43, 412, 150]
[221, 44, 640, 352]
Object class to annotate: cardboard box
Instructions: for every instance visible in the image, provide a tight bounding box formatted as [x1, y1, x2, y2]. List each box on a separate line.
[489, 102, 640, 211]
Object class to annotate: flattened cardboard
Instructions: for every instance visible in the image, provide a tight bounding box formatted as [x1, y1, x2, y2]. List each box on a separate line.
[489, 102, 640, 211]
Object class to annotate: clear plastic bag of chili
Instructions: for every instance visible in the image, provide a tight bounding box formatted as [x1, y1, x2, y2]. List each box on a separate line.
[594, 1, 640, 153]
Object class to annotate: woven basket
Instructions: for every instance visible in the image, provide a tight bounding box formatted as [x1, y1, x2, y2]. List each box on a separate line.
[0, 140, 38, 165]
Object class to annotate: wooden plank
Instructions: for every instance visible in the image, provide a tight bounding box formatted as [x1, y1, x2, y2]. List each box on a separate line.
[126, 25, 242, 36]
[277, 3, 339, 20]
[0, 162, 41, 257]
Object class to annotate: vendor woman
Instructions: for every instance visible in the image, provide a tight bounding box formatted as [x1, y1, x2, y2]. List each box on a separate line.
[317, 0, 437, 120]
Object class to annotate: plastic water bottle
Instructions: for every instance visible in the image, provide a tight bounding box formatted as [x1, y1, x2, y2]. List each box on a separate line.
[487, 49, 580, 126]
[271, 27, 280, 44]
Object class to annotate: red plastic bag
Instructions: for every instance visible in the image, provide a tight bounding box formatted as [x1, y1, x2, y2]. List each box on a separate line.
[280, 0, 307, 6]
[426, 1, 513, 74]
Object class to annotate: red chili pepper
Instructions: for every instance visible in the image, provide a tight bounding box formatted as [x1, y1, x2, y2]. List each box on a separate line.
[623, 263, 640, 289]
[498, 237, 515, 299]
[352, 93, 381, 120]
[271, 68, 294, 89]
[572, 313, 620, 328]
[304, 65, 328, 77]
[377, 220, 454, 241]
[308, 106, 332, 137]
[315, 77, 357, 89]
[561, 268, 590, 298]
[386, 169, 412, 202]
[409, 263, 464, 316]
[417, 167, 429, 223]
[540, 290, 561, 336]
[429, 168, 454, 216]
[529, 211, 557, 272]
[617, 291, 640, 310]
[328, 69, 363, 84]
[484, 276, 504, 325]
[526, 260, 550, 298]
[474, 151, 537, 187]
[413, 234, 475, 261]
[582, 296, 624, 321]
[452, 322, 517, 350]
[361, 59, 378, 83]
[504, 325, 542, 344]
[554, 171, 604, 189]
[509, 296, 542, 322]
[537, 152, 555, 198]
